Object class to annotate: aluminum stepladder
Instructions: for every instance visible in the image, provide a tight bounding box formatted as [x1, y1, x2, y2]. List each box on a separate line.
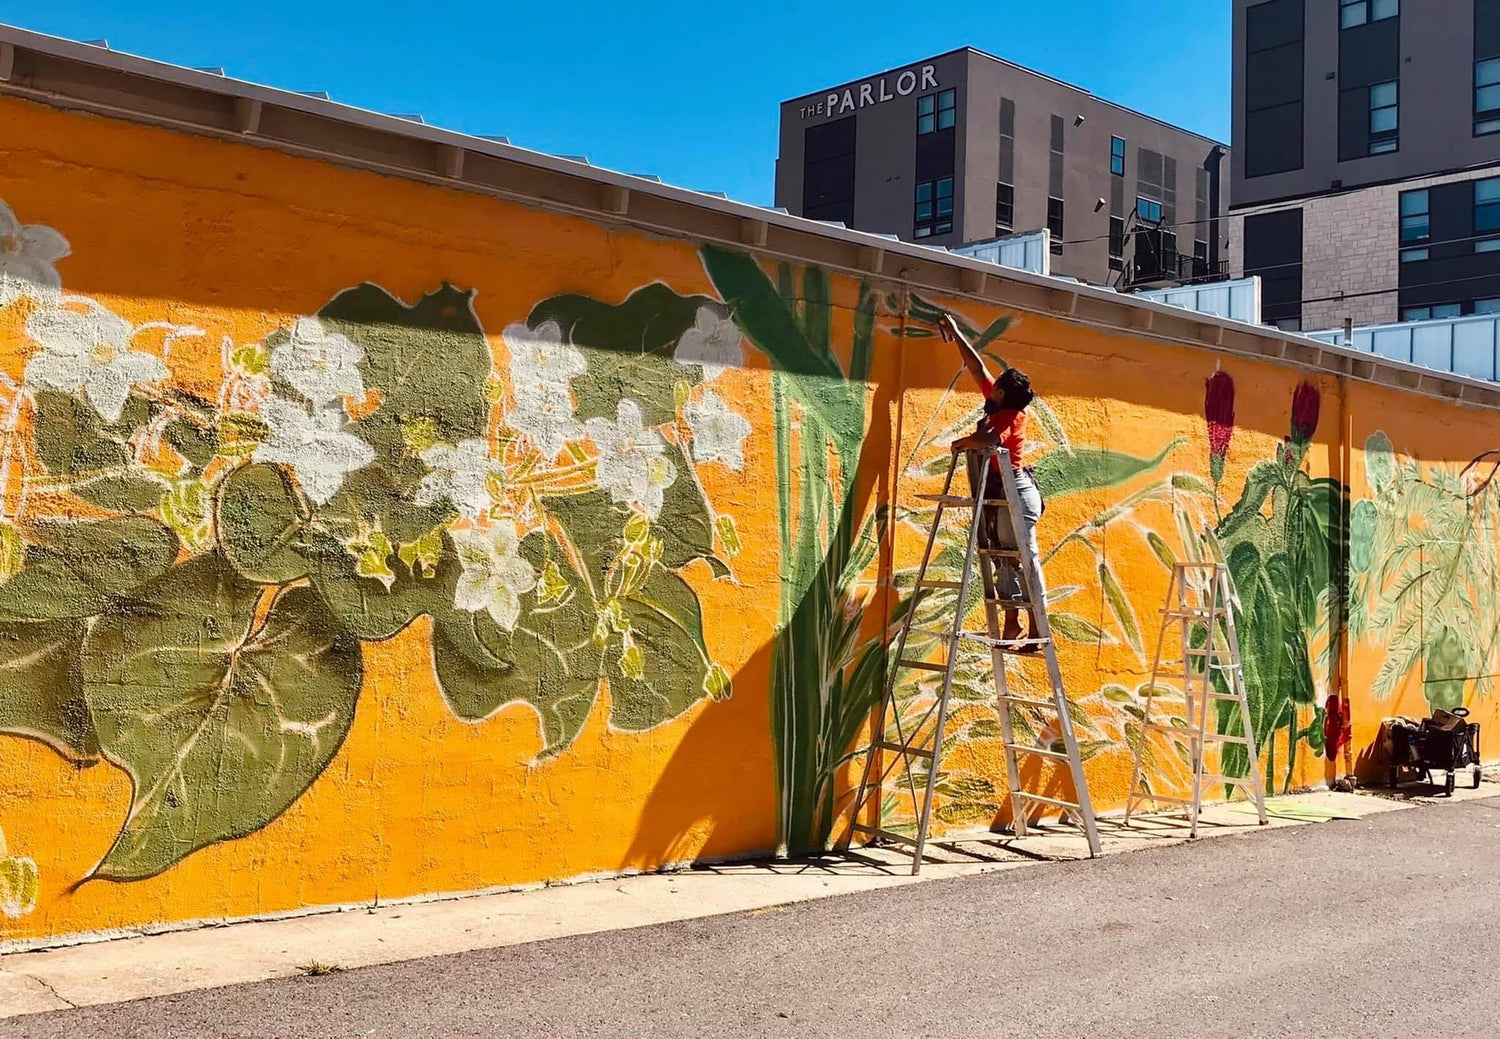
[844, 439, 1101, 874]
[1123, 562, 1268, 837]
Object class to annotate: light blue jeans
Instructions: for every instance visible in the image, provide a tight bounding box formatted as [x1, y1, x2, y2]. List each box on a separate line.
[966, 458, 1045, 604]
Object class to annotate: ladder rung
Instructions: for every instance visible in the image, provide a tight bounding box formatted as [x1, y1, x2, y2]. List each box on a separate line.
[916, 494, 1010, 507]
[1162, 608, 1217, 620]
[1184, 647, 1234, 658]
[1129, 791, 1195, 805]
[1013, 792, 1081, 810]
[897, 658, 948, 673]
[1174, 562, 1226, 569]
[1004, 742, 1070, 762]
[1198, 774, 1257, 787]
[916, 579, 965, 590]
[1141, 722, 1249, 745]
[851, 824, 919, 848]
[986, 598, 1036, 608]
[957, 632, 1051, 652]
[875, 740, 934, 759]
[1184, 690, 1245, 702]
[977, 548, 1022, 558]
[996, 692, 1063, 710]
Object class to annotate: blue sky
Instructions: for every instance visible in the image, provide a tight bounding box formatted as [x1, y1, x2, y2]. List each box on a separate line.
[10, 1, 1231, 206]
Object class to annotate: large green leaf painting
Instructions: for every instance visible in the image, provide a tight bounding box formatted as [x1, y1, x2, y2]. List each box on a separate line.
[32, 391, 169, 512]
[0, 619, 95, 759]
[605, 567, 712, 731]
[0, 516, 179, 622]
[316, 283, 490, 487]
[81, 555, 361, 881]
[1032, 439, 1186, 500]
[527, 284, 717, 427]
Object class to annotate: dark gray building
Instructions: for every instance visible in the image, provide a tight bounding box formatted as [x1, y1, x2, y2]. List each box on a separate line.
[774, 48, 1230, 288]
[1231, 0, 1500, 330]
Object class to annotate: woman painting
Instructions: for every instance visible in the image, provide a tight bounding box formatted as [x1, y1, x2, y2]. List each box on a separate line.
[936, 312, 1045, 649]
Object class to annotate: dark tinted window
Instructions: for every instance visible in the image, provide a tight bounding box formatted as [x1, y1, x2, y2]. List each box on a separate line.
[802, 117, 856, 223]
[1244, 0, 1305, 177]
[1243, 207, 1303, 325]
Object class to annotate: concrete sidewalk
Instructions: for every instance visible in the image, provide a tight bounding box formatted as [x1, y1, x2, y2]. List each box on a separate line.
[0, 782, 1488, 1019]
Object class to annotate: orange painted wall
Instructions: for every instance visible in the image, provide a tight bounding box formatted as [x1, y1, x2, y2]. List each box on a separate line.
[0, 94, 1496, 946]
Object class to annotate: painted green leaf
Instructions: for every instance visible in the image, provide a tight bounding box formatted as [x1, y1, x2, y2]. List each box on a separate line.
[1048, 612, 1115, 644]
[316, 283, 491, 487]
[606, 567, 712, 731]
[81, 559, 361, 880]
[1146, 531, 1177, 571]
[322, 465, 455, 546]
[1364, 430, 1396, 493]
[0, 619, 95, 759]
[32, 390, 168, 512]
[217, 463, 312, 584]
[528, 283, 714, 427]
[1031, 438, 1186, 500]
[1350, 498, 1376, 575]
[1099, 560, 1143, 657]
[162, 393, 218, 473]
[0, 516, 179, 622]
[302, 530, 459, 642]
[700, 246, 841, 381]
[632, 440, 713, 568]
[431, 533, 602, 756]
[1217, 461, 1282, 539]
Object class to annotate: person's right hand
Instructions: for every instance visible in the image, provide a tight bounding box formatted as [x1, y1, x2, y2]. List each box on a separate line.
[936, 312, 961, 343]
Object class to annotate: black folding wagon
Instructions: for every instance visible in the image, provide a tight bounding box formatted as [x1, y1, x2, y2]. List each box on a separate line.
[1388, 708, 1482, 796]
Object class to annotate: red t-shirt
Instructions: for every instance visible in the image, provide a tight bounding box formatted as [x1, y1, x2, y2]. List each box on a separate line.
[977, 373, 1025, 472]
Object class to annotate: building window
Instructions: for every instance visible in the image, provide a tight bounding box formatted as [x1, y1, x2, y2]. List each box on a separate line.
[1244, 0, 1306, 178]
[1477, 298, 1500, 314]
[995, 183, 1014, 234]
[1109, 216, 1125, 270]
[1110, 136, 1126, 176]
[1477, 59, 1500, 135]
[1403, 304, 1461, 322]
[914, 177, 953, 238]
[1399, 189, 1429, 243]
[1367, 81, 1398, 153]
[1136, 197, 1164, 224]
[1047, 197, 1064, 254]
[1400, 248, 1429, 262]
[1340, 0, 1397, 27]
[917, 88, 955, 135]
[1477, 177, 1500, 233]
[1477, 238, 1500, 253]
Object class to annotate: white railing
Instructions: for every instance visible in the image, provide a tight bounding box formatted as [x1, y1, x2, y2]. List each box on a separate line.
[951, 231, 1051, 276]
[1305, 313, 1500, 383]
[1130, 277, 1262, 325]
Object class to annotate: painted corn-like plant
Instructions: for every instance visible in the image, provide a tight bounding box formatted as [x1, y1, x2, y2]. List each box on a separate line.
[696, 246, 886, 858]
[0, 195, 742, 884]
[1201, 378, 1345, 792]
[1349, 431, 1500, 711]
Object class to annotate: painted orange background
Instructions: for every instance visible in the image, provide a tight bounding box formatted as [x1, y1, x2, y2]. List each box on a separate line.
[1, 93, 1497, 946]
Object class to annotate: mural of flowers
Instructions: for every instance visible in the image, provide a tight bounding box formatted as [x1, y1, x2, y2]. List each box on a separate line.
[0, 826, 38, 919]
[0, 195, 738, 885]
[1204, 368, 1234, 492]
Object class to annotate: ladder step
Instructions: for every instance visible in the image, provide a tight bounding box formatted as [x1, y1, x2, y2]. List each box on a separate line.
[1128, 791, 1195, 806]
[1004, 742, 1070, 762]
[1184, 690, 1245, 702]
[1142, 722, 1250, 745]
[986, 598, 1036, 608]
[916, 579, 965, 590]
[897, 658, 948, 673]
[958, 632, 1051, 652]
[1013, 792, 1081, 810]
[996, 692, 1064, 710]
[916, 494, 1009, 507]
[851, 824, 920, 848]
[978, 548, 1022, 558]
[1184, 647, 1234, 658]
[875, 740, 934, 759]
[1162, 608, 1217, 620]
[1198, 774, 1257, 787]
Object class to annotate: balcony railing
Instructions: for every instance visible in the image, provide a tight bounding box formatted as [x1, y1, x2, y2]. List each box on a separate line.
[1122, 250, 1230, 289]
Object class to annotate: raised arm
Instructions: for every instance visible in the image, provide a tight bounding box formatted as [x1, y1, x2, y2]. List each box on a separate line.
[937, 313, 995, 389]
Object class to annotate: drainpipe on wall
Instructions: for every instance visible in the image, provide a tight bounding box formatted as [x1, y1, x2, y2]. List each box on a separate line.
[1338, 373, 1356, 785]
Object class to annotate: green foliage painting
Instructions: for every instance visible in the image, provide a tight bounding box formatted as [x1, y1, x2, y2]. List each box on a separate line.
[0, 203, 749, 883]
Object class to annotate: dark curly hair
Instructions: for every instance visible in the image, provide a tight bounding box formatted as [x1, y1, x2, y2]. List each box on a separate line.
[984, 367, 1034, 413]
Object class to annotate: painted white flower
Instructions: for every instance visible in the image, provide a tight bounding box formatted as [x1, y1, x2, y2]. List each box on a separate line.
[586, 399, 678, 520]
[24, 300, 170, 423]
[253, 397, 376, 505]
[505, 320, 586, 392]
[683, 389, 752, 472]
[0, 199, 69, 307]
[508, 381, 585, 461]
[452, 521, 538, 631]
[674, 306, 742, 380]
[269, 317, 365, 408]
[415, 438, 499, 519]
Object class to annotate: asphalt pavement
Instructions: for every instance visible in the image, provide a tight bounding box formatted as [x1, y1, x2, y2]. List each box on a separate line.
[6, 796, 1499, 1038]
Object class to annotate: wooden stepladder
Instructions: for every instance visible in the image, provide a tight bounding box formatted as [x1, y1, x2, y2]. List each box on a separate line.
[843, 440, 1101, 874]
[1124, 562, 1268, 837]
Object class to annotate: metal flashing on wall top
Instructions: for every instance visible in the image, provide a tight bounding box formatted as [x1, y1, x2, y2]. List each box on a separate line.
[0, 21, 1497, 410]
